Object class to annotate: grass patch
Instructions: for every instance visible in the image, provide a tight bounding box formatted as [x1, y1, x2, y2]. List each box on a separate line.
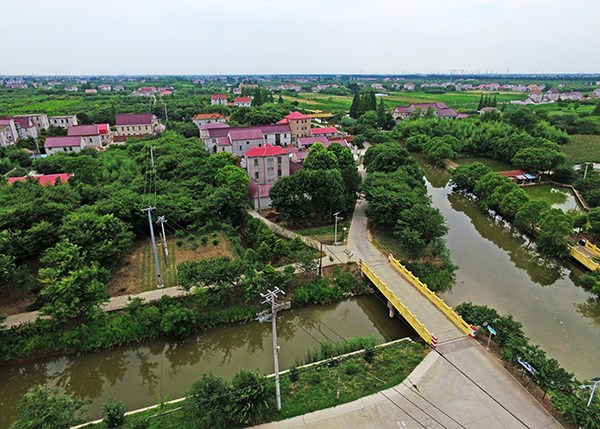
[561, 134, 600, 165]
[293, 222, 351, 244]
[82, 340, 426, 429]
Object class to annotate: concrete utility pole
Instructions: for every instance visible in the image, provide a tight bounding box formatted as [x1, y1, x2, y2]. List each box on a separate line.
[333, 212, 343, 245]
[142, 207, 163, 288]
[580, 377, 600, 406]
[157, 215, 169, 264]
[257, 287, 288, 411]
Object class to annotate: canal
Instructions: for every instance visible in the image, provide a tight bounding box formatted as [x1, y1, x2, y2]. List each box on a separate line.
[419, 159, 600, 380]
[0, 296, 413, 428]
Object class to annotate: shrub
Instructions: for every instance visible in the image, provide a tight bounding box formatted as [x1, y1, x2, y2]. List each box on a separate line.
[289, 366, 299, 383]
[102, 398, 125, 428]
[176, 239, 184, 247]
[186, 374, 230, 429]
[227, 370, 271, 425]
[363, 346, 375, 364]
[160, 305, 197, 337]
[187, 233, 196, 241]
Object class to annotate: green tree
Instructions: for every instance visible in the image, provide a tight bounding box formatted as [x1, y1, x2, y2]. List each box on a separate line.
[303, 143, 338, 170]
[477, 93, 484, 111]
[394, 203, 448, 257]
[512, 147, 565, 174]
[537, 209, 573, 259]
[515, 200, 550, 233]
[10, 385, 87, 429]
[588, 207, 600, 238]
[349, 92, 361, 119]
[186, 374, 230, 429]
[450, 162, 492, 193]
[102, 398, 125, 428]
[227, 370, 271, 425]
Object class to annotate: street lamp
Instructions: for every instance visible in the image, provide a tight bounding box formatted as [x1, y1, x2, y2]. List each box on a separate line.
[333, 212, 343, 245]
[580, 377, 600, 406]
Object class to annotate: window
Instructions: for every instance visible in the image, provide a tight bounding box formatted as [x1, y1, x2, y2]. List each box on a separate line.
[254, 171, 259, 179]
[254, 159, 258, 166]
[246, 141, 249, 145]
[277, 157, 282, 164]
[277, 168, 282, 177]
[239, 145, 242, 151]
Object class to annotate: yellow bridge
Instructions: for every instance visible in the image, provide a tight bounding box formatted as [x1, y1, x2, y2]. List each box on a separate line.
[360, 255, 473, 347]
[570, 241, 600, 271]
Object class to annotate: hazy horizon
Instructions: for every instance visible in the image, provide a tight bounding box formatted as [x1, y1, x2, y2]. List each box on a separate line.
[2, 0, 599, 75]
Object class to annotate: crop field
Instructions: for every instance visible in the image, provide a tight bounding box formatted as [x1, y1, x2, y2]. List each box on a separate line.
[561, 134, 600, 165]
[284, 91, 528, 114]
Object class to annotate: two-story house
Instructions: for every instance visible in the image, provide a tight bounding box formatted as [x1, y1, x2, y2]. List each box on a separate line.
[211, 94, 228, 105]
[0, 119, 19, 146]
[234, 97, 252, 107]
[44, 136, 85, 155]
[49, 115, 78, 129]
[67, 125, 103, 148]
[277, 111, 312, 144]
[14, 114, 49, 133]
[114, 113, 156, 140]
[12, 117, 38, 139]
[192, 113, 227, 128]
[203, 123, 292, 154]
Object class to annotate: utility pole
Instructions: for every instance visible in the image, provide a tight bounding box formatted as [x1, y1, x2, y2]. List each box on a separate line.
[142, 207, 163, 288]
[157, 215, 169, 265]
[580, 377, 600, 406]
[333, 212, 343, 245]
[257, 287, 288, 411]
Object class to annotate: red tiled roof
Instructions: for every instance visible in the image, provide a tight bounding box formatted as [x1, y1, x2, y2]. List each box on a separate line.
[229, 128, 263, 141]
[437, 108, 458, 118]
[193, 113, 224, 120]
[279, 111, 311, 123]
[68, 125, 99, 136]
[201, 122, 230, 131]
[217, 136, 231, 146]
[259, 124, 291, 134]
[8, 173, 73, 186]
[498, 170, 527, 178]
[290, 161, 303, 174]
[394, 106, 409, 113]
[211, 94, 227, 100]
[245, 144, 288, 157]
[234, 97, 251, 103]
[298, 137, 331, 148]
[115, 113, 153, 126]
[44, 136, 82, 148]
[97, 123, 110, 135]
[248, 180, 273, 198]
[311, 126, 338, 135]
[12, 117, 33, 128]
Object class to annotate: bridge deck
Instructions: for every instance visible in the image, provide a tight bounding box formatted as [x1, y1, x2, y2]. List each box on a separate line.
[364, 259, 464, 344]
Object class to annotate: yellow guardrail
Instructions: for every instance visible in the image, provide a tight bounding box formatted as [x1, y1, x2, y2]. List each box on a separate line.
[570, 247, 600, 271]
[585, 241, 600, 258]
[360, 261, 435, 346]
[388, 254, 471, 336]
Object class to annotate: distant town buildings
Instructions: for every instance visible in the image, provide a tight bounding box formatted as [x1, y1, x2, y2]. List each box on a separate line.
[392, 103, 464, 121]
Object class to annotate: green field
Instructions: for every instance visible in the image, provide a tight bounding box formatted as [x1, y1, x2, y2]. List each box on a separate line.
[284, 91, 527, 114]
[561, 134, 600, 165]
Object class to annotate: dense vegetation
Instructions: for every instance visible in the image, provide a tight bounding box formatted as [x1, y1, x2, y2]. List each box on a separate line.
[457, 302, 600, 429]
[270, 142, 361, 226]
[362, 143, 456, 291]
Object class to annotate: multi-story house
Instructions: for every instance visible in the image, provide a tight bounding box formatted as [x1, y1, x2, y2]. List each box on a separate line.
[210, 94, 228, 105]
[49, 115, 78, 129]
[14, 114, 49, 133]
[114, 113, 156, 139]
[277, 111, 311, 144]
[202, 123, 292, 154]
[12, 117, 38, 139]
[67, 125, 103, 148]
[234, 97, 252, 107]
[192, 113, 227, 128]
[244, 144, 290, 210]
[0, 119, 19, 146]
[44, 136, 84, 155]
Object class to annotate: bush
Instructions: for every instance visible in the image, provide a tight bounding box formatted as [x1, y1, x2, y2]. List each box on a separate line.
[227, 370, 271, 425]
[102, 398, 126, 428]
[186, 374, 230, 429]
[289, 366, 299, 383]
[160, 305, 197, 337]
[176, 239, 184, 247]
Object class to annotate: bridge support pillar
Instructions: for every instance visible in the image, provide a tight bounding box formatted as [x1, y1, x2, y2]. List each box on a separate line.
[387, 300, 394, 318]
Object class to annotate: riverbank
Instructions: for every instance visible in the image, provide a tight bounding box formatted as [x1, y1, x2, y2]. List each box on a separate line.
[75, 339, 426, 429]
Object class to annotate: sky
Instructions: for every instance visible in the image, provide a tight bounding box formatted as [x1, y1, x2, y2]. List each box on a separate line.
[2, 0, 599, 75]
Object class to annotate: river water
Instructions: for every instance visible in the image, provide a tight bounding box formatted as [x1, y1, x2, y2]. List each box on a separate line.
[418, 159, 600, 380]
[0, 296, 412, 429]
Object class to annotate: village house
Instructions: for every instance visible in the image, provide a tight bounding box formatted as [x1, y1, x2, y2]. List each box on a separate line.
[113, 86, 125, 91]
[211, 94, 228, 105]
[14, 114, 49, 132]
[114, 113, 157, 140]
[244, 144, 290, 210]
[277, 111, 312, 143]
[234, 96, 252, 107]
[49, 115, 78, 129]
[529, 90, 544, 103]
[546, 89, 560, 102]
[560, 92, 582, 101]
[192, 113, 227, 128]
[479, 107, 499, 114]
[0, 119, 19, 146]
[64, 86, 78, 92]
[202, 123, 292, 154]
[403, 82, 415, 91]
[131, 86, 156, 97]
[67, 124, 104, 147]
[44, 136, 85, 155]
[593, 89, 600, 99]
[393, 102, 461, 121]
[12, 117, 38, 139]
[85, 89, 97, 94]
[275, 84, 301, 92]
[311, 126, 339, 138]
[98, 84, 112, 91]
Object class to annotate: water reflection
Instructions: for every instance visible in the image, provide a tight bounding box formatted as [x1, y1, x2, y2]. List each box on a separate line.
[576, 298, 600, 326]
[447, 192, 565, 287]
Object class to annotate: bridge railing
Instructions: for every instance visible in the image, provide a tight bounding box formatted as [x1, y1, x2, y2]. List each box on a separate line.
[585, 241, 600, 258]
[360, 261, 435, 346]
[388, 254, 471, 336]
[570, 246, 600, 271]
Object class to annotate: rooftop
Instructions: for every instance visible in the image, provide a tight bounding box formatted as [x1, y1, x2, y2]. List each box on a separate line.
[68, 125, 99, 136]
[193, 113, 224, 120]
[44, 136, 82, 148]
[115, 113, 153, 126]
[8, 173, 73, 186]
[245, 143, 288, 157]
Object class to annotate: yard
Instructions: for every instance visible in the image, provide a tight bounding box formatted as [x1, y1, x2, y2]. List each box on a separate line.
[108, 231, 237, 295]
